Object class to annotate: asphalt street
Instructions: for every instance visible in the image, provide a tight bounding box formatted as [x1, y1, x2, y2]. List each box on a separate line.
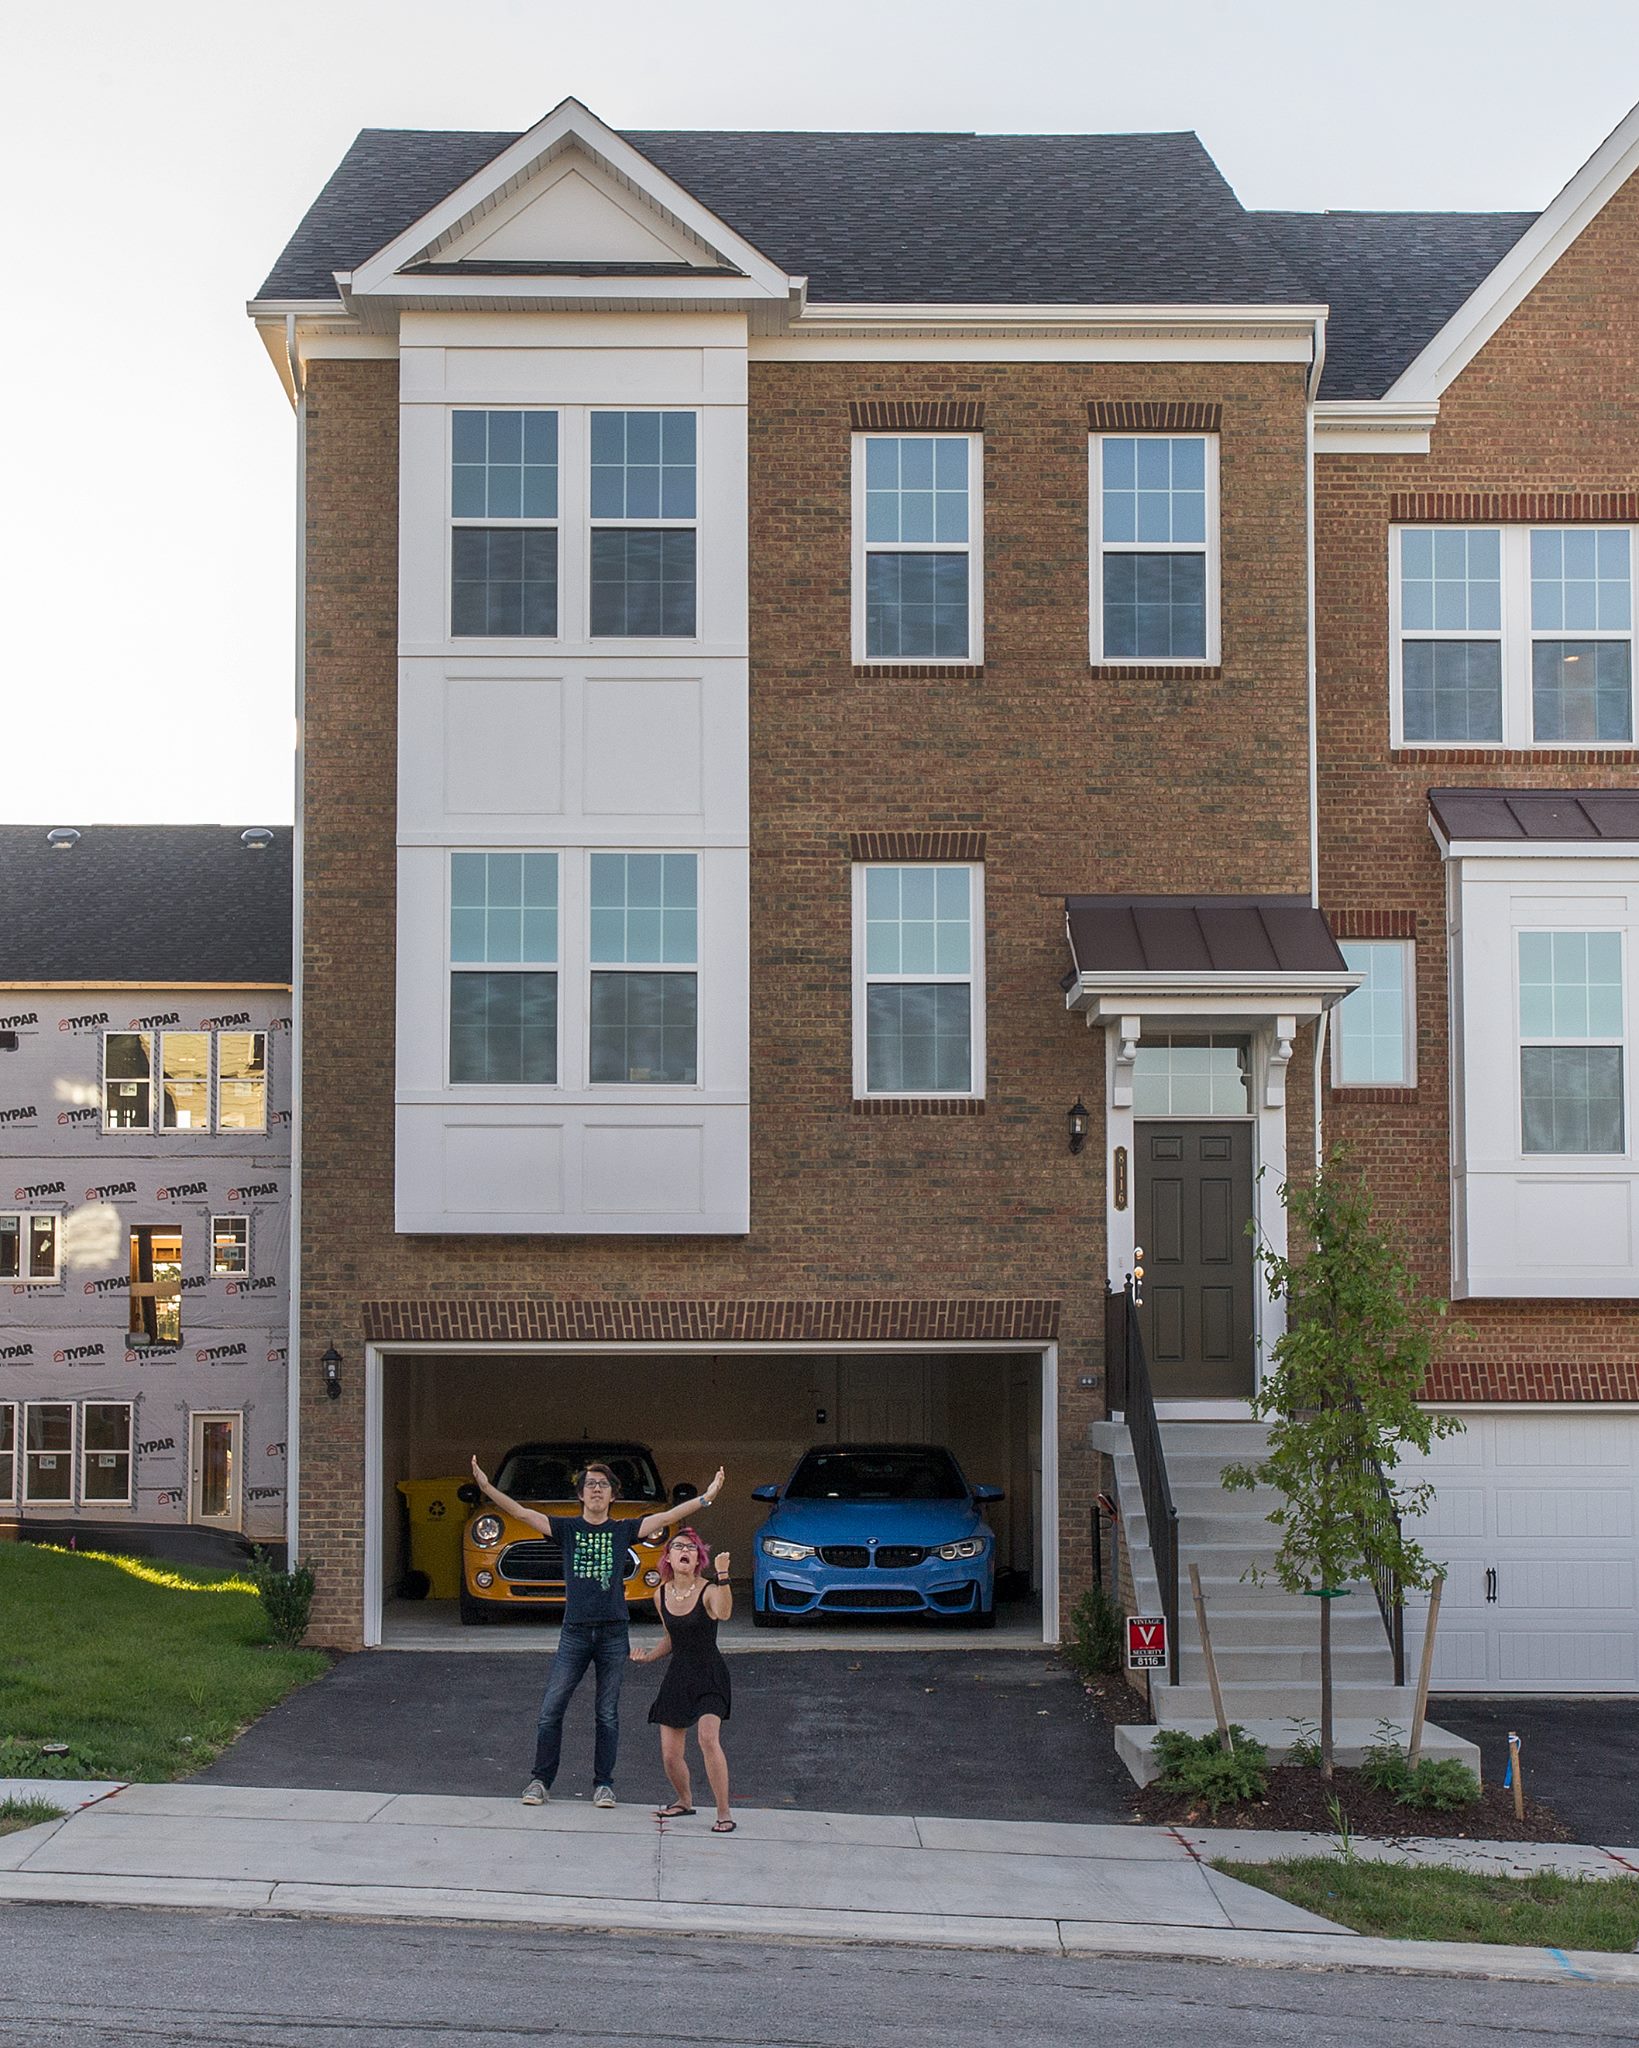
[1, 1905, 1634, 2046]
[199, 1647, 1140, 1821]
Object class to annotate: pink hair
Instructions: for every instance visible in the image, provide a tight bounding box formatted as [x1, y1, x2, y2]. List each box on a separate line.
[659, 1527, 711, 1582]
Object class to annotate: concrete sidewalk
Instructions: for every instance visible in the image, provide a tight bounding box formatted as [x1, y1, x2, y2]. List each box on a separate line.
[2, 1782, 1637, 1986]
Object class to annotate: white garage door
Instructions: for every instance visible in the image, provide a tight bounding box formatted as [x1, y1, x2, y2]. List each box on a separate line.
[1403, 1411, 1639, 1694]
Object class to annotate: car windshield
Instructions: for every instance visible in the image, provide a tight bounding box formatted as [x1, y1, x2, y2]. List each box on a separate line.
[495, 1448, 665, 1503]
[784, 1448, 966, 1501]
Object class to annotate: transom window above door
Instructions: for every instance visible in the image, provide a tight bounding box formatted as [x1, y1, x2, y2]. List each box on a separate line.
[1131, 1034, 1250, 1115]
[1393, 526, 1636, 747]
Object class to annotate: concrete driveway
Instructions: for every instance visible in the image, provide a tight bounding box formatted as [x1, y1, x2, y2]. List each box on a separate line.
[200, 1647, 1139, 1823]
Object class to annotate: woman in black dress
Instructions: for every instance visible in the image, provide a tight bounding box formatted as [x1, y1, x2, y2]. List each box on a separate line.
[630, 1527, 735, 1831]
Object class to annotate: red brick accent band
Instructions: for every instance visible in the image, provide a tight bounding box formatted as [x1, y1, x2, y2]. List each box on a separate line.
[854, 664, 985, 681]
[1089, 665, 1224, 682]
[849, 401, 985, 432]
[848, 831, 987, 862]
[1087, 401, 1223, 433]
[362, 1297, 1059, 1346]
[1394, 747, 1639, 768]
[1391, 491, 1639, 524]
[851, 1097, 987, 1116]
[1329, 908, 1418, 939]
[1330, 1086, 1419, 1105]
[1425, 1359, 1639, 1403]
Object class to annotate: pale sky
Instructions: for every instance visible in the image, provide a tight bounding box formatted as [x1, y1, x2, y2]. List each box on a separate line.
[3, 0, 1636, 826]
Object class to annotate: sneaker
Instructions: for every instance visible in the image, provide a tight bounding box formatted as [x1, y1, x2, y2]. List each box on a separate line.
[521, 1779, 548, 1806]
[592, 1784, 616, 1809]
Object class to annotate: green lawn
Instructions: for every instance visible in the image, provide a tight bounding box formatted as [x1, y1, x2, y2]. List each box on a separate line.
[1, 1796, 64, 1836]
[1221, 1857, 1639, 1952]
[0, 1543, 327, 1782]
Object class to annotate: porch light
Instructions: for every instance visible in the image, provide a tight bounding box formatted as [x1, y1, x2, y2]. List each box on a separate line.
[1067, 1098, 1090, 1155]
[321, 1344, 342, 1400]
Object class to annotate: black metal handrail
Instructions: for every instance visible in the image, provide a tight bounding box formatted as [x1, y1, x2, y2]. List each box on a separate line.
[1351, 1419, 1407, 1687]
[1105, 1281, 1179, 1685]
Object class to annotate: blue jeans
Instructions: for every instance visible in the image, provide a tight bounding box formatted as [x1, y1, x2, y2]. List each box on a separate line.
[532, 1620, 628, 1789]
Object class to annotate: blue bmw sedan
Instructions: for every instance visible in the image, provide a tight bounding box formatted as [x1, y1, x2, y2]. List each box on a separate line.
[751, 1443, 1003, 1627]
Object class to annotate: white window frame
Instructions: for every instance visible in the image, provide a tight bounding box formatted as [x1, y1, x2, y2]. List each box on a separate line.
[448, 407, 561, 643]
[1089, 433, 1221, 667]
[210, 1215, 250, 1278]
[445, 850, 561, 1090]
[189, 1409, 244, 1528]
[851, 862, 986, 1100]
[851, 433, 984, 665]
[1516, 927, 1627, 1159]
[1, 1211, 61, 1284]
[103, 1029, 155, 1132]
[0, 1402, 16, 1504]
[102, 1031, 267, 1135]
[1331, 941, 1417, 1088]
[586, 849, 702, 1089]
[587, 409, 701, 644]
[23, 1400, 75, 1505]
[80, 1401, 134, 1509]
[216, 1031, 268, 1134]
[1391, 525, 1638, 750]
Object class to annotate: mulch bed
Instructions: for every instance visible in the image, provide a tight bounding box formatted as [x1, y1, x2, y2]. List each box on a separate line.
[1135, 1764, 1571, 1841]
[1073, 1670, 1152, 1728]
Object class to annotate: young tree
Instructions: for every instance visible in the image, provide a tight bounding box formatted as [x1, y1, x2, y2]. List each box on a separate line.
[1224, 1154, 1462, 1777]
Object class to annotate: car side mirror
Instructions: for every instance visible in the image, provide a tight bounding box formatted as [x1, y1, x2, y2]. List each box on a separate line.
[671, 1481, 696, 1505]
[750, 1483, 780, 1503]
[456, 1482, 481, 1507]
[972, 1484, 1005, 1504]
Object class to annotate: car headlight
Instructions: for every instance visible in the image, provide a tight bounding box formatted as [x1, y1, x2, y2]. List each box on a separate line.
[761, 1538, 815, 1561]
[471, 1515, 504, 1548]
[936, 1538, 985, 1561]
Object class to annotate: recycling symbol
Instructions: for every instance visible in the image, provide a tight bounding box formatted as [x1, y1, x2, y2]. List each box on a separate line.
[429, 1500, 446, 1518]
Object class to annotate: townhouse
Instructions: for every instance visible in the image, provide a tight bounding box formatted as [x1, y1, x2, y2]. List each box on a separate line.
[251, 99, 1638, 1688]
[0, 827, 292, 1559]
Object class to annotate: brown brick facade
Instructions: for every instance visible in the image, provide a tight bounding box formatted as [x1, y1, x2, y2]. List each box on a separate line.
[296, 356, 1315, 1645]
[1316, 170, 1639, 1404]
[362, 1297, 1060, 1346]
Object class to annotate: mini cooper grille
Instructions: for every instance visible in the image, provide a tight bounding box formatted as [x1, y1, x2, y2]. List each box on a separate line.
[873, 1546, 929, 1569]
[497, 1540, 563, 1583]
[821, 1588, 922, 1610]
[817, 1545, 870, 1569]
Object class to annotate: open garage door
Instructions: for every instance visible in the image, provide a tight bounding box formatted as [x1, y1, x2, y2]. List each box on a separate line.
[370, 1346, 1049, 1647]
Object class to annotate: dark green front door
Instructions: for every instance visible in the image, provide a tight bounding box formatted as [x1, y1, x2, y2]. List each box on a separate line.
[1135, 1121, 1255, 1400]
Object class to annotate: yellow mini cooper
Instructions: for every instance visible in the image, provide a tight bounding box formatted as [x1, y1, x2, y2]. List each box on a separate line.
[456, 1440, 686, 1625]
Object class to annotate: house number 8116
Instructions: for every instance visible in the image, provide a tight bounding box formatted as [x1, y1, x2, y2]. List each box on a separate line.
[1113, 1145, 1128, 1211]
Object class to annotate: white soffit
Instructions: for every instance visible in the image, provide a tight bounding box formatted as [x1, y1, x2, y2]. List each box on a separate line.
[1385, 98, 1639, 403]
[346, 95, 796, 306]
[1313, 398, 1440, 454]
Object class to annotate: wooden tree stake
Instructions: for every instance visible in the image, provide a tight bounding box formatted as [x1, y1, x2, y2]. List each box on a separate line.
[1407, 1572, 1444, 1766]
[1189, 1562, 1232, 1752]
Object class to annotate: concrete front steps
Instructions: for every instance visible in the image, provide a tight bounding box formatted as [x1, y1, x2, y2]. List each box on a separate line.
[1092, 1418, 1482, 1786]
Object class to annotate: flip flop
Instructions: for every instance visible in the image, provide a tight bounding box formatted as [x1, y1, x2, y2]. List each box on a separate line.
[711, 1818, 737, 1833]
[655, 1802, 696, 1818]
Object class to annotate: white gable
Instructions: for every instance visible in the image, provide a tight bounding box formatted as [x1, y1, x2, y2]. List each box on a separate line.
[449, 159, 707, 267]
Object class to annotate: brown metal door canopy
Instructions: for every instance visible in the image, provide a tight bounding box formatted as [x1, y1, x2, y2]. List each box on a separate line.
[1135, 1123, 1254, 1400]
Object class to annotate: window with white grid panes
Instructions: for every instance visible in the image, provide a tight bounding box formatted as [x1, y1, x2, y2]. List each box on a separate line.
[103, 1031, 267, 1134]
[451, 410, 559, 637]
[589, 853, 699, 1084]
[1091, 435, 1218, 663]
[81, 1402, 133, 1506]
[854, 864, 983, 1097]
[1518, 931, 1625, 1154]
[448, 852, 559, 1085]
[855, 436, 981, 662]
[1333, 942, 1415, 1087]
[24, 1402, 73, 1504]
[1394, 527, 1636, 746]
[211, 1215, 250, 1277]
[589, 412, 698, 637]
[1131, 1034, 1250, 1115]
[0, 1212, 60, 1283]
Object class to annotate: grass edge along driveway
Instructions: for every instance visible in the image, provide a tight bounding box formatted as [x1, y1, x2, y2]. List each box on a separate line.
[1221, 1857, 1639, 1952]
[1, 1542, 327, 1782]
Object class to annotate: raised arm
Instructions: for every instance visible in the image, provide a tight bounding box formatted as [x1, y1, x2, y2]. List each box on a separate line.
[469, 1455, 554, 1538]
[635, 1466, 725, 1544]
[704, 1552, 733, 1621]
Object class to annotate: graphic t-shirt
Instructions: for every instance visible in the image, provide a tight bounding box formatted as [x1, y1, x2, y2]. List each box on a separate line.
[548, 1514, 637, 1625]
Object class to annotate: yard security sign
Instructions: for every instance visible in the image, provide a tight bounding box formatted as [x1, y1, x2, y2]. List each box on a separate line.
[1126, 1615, 1167, 1670]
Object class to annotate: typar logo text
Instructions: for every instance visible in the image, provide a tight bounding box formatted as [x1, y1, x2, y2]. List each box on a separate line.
[85, 1181, 137, 1202]
[157, 1182, 209, 1202]
[58, 1011, 110, 1034]
[0, 1011, 39, 1030]
[226, 1274, 277, 1295]
[0, 1105, 38, 1126]
[227, 1181, 279, 1201]
[58, 1107, 98, 1126]
[53, 1342, 106, 1365]
[267, 1345, 288, 1364]
[196, 1342, 248, 1363]
[247, 1486, 285, 1504]
[85, 1277, 130, 1296]
[200, 1012, 252, 1031]
[128, 1011, 180, 1030]
[0, 1341, 35, 1363]
[138, 1436, 176, 1455]
[13, 1181, 65, 1202]
[265, 1440, 287, 1459]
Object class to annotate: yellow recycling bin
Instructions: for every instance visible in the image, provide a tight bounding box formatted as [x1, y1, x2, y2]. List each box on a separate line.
[397, 1476, 468, 1601]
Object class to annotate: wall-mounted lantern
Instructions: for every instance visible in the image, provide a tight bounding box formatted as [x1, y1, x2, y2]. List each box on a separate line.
[1067, 1098, 1090, 1156]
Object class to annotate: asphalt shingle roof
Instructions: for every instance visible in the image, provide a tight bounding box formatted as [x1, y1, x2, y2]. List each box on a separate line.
[0, 827, 293, 985]
[1258, 209, 1537, 398]
[257, 126, 1315, 306]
